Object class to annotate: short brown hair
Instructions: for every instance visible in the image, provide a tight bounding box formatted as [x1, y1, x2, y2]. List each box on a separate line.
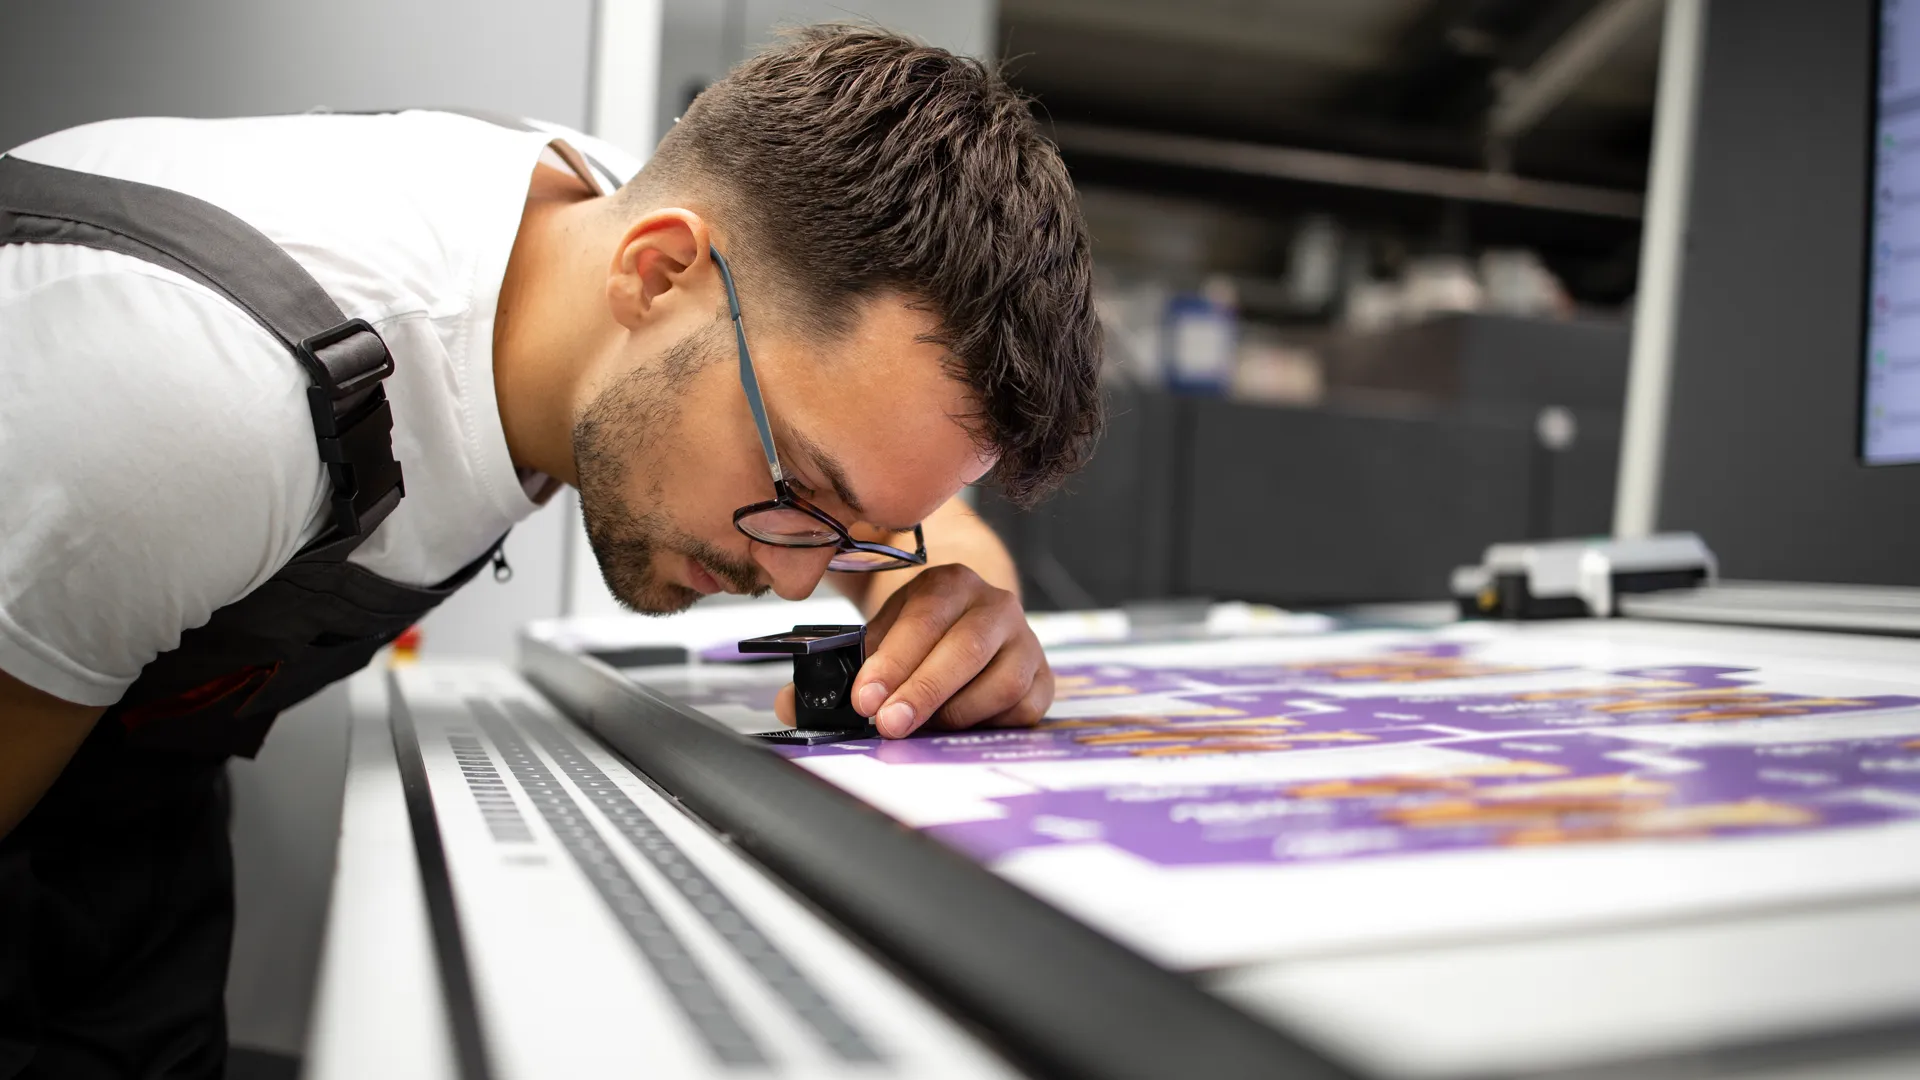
[629, 24, 1102, 505]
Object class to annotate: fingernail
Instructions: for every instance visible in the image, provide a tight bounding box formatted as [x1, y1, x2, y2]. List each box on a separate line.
[877, 701, 915, 738]
[856, 681, 888, 716]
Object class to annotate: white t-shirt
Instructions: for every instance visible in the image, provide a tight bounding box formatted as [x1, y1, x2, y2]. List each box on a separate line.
[0, 111, 637, 707]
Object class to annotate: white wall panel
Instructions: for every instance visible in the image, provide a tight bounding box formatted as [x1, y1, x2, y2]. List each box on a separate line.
[0, 0, 599, 1061]
[0, 0, 595, 150]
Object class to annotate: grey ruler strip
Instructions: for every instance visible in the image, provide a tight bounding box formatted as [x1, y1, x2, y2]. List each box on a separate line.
[468, 701, 767, 1067]
[446, 732, 533, 843]
[507, 701, 883, 1063]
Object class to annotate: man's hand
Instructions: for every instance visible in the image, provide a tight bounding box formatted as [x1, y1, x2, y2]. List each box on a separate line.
[856, 564, 1052, 737]
[777, 563, 1051, 737]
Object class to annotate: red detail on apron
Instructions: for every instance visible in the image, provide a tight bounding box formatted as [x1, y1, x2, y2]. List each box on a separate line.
[117, 663, 282, 731]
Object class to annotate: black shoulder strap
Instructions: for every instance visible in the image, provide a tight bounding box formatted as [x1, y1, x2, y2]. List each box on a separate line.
[0, 155, 404, 560]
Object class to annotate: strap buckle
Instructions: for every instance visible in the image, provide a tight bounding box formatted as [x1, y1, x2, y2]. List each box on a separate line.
[298, 318, 394, 400]
[300, 320, 404, 540]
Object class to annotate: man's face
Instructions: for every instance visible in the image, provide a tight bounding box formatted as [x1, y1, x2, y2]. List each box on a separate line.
[573, 290, 993, 614]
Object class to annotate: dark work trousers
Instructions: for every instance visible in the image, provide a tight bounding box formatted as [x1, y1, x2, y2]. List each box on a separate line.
[0, 728, 233, 1080]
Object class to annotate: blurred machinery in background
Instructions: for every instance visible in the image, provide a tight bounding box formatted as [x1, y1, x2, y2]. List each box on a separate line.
[979, 0, 1666, 612]
[982, 312, 1627, 610]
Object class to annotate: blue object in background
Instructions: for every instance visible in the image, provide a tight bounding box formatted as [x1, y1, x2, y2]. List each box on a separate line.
[1163, 286, 1237, 394]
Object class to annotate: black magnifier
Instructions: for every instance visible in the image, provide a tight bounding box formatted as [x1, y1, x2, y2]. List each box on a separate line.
[738, 624, 876, 744]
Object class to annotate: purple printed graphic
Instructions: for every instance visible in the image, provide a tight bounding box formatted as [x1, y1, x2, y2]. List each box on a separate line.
[777, 664, 1920, 768]
[925, 733, 1920, 866]
[1396, 666, 1920, 732]
[813, 688, 1453, 765]
[637, 641, 1920, 869]
[1050, 663, 1213, 697]
[805, 715, 1449, 766]
[1048, 643, 1536, 696]
[1161, 670, 1920, 737]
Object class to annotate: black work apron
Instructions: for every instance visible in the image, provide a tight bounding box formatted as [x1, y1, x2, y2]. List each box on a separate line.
[0, 149, 498, 1078]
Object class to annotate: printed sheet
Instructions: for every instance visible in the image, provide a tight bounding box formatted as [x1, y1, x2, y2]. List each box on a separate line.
[630, 622, 1920, 968]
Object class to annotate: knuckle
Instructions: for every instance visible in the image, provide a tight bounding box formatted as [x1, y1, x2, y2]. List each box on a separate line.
[932, 704, 979, 730]
[951, 628, 997, 672]
[904, 607, 952, 642]
[926, 563, 977, 596]
[979, 672, 1027, 714]
[1010, 685, 1050, 727]
[1030, 684, 1054, 718]
[902, 674, 946, 710]
[862, 655, 906, 688]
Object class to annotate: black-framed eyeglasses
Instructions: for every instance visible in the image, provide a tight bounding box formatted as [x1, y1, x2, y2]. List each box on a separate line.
[714, 246, 929, 573]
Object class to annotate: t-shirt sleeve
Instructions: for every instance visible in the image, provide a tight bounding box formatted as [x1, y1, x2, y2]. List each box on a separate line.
[0, 255, 327, 706]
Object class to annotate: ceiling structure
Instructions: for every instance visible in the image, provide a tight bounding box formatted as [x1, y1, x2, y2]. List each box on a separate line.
[998, 0, 1664, 303]
[1000, 0, 1661, 188]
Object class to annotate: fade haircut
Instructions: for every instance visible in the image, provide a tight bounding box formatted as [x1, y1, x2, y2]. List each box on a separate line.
[624, 24, 1102, 505]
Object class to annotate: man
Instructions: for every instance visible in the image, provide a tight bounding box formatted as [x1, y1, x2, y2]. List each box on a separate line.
[0, 25, 1101, 1078]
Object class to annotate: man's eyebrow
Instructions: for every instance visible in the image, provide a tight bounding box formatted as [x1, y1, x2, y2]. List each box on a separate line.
[791, 430, 919, 533]
[791, 429, 865, 515]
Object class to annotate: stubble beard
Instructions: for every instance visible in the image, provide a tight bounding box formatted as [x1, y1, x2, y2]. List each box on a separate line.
[572, 328, 766, 615]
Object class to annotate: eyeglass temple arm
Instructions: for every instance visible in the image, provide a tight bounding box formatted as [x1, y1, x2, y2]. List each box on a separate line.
[712, 245, 784, 483]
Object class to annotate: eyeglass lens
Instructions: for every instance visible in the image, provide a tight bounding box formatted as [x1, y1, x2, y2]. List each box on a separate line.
[828, 547, 913, 570]
[736, 505, 840, 546]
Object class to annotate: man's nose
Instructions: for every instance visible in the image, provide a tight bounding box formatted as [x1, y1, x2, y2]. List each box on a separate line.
[752, 543, 837, 601]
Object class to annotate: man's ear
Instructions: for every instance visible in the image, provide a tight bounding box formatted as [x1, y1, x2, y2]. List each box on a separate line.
[607, 208, 711, 331]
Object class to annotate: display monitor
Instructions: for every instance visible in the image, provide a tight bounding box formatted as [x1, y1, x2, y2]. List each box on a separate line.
[1864, 0, 1920, 463]
[1654, 0, 1920, 585]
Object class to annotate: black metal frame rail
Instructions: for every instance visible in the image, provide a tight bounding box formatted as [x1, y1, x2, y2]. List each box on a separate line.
[390, 686, 498, 1080]
[519, 635, 1356, 1080]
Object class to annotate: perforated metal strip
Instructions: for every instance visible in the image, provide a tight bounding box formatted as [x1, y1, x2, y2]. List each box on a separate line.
[446, 732, 532, 843]
[508, 701, 883, 1063]
[467, 701, 767, 1067]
